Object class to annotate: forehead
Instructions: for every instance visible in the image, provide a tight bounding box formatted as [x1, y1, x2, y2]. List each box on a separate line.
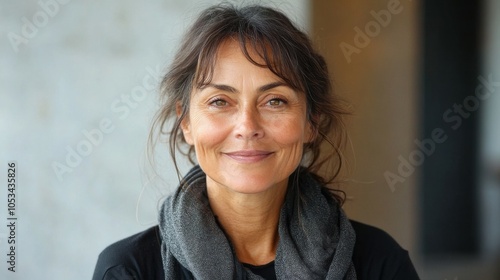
[215, 39, 266, 64]
[211, 40, 276, 79]
[194, 36, 304, 94]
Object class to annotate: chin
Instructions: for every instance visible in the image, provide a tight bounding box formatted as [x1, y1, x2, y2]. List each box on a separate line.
[219, 173, 288, 194]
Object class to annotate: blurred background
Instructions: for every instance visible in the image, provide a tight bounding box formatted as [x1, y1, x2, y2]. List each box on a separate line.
[0, 0, 498, 279]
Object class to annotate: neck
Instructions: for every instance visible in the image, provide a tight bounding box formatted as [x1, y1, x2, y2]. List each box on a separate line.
[206, 177, 288, 266]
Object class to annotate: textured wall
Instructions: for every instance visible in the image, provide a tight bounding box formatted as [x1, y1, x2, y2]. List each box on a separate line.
[0, 1, 309, 279]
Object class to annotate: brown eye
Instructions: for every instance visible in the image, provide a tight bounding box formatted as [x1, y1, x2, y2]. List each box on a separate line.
[211, 99, 227, 107]
[268, 98, 286, 106]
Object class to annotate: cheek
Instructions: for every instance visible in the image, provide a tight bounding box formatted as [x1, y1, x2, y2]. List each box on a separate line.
[270, 116, 309, 145]
[189, 114, 230, 152]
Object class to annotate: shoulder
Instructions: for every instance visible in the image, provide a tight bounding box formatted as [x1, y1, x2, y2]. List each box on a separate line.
[92, 226, 164, 280]
[350, 220, 420, 280]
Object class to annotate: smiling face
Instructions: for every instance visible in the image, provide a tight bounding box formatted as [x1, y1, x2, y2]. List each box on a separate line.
[181, 40, 313, 194]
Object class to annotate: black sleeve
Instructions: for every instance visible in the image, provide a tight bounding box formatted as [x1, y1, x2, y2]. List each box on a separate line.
[94, 264, 139, 280]
[92, 226, 165, 280]
[351, 220, 420, 280]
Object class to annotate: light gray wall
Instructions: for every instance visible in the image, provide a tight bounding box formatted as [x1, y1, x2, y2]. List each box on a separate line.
[0, 1, 309, 279]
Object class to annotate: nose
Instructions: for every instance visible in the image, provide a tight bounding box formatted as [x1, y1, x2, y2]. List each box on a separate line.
[234, 106, 264, 140]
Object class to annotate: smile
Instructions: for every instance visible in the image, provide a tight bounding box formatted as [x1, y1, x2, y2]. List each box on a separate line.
[223, 150, 274, 163]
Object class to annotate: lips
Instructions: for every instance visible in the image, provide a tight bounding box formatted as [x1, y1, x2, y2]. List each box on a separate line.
[224, 150, 273, 163]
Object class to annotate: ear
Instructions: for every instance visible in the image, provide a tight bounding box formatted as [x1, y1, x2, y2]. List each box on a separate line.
[305, 122, 316, 143]
[304, 115, 318, 143]
[177, 102, 194, 145]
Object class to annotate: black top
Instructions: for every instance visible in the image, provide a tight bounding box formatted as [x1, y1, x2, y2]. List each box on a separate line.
[242, 261, 276, 280]
[92, 220, 420, 280]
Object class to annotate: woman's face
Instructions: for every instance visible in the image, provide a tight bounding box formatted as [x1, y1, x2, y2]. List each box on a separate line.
[181, 40, 312, 194]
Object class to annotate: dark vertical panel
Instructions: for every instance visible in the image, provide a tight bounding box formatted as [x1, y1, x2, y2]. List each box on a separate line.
[421, 0, 481, 256]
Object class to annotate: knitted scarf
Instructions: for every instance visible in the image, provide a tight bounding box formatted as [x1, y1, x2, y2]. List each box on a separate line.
[159, 165, 357, 279]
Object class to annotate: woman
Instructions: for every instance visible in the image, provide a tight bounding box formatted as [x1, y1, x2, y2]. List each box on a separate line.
[93, 4, 419, 280]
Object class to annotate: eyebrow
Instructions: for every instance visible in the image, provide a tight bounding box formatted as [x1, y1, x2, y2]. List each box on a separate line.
[201, 81, 289, 93]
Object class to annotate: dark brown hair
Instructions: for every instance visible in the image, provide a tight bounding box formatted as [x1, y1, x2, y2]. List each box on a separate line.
[150, 4, 348, 203]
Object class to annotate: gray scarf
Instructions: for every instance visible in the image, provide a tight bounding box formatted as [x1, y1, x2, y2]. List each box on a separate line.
[159, 166, 357, 279]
